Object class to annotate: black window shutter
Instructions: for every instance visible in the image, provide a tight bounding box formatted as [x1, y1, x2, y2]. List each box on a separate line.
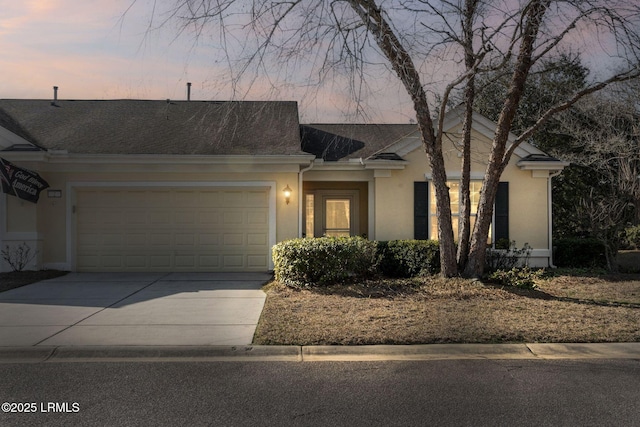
[495, 182, 509, 243]
[414, 182, 429, 240]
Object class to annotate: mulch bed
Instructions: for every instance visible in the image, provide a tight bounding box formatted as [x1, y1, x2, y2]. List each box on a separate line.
[0, 270, 68, 293]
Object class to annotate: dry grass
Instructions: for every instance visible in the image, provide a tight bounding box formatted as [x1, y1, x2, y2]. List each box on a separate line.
[254, 274, 640, 345]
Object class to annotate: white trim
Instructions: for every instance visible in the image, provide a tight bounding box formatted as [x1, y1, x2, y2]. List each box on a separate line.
[425, 173, 486, 181]
[517, 159, 569, 171]
[47, 153, 315, 165]
[66, 181, 277, 271]
[42, 262, 71, 271]
[298, 162, 315, 237]
[379, 107, 549, 161]
[0, 126, 38, 150]
[308, 162, 371, 172]
[548, 171, 562, 268]
[368, 180, 375, 240]
[3, 232, 43, 240]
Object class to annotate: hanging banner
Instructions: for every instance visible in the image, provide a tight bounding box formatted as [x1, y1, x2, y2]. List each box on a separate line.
[0, 157, 50, 203]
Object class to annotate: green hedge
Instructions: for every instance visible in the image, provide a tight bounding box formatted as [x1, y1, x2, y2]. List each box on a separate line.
[377, 240, 440, 277]
[553, 238, 607, 268]
[273, 237, 441, 286]
[623, 225, 640, 249]
[272, 236, 378, 287]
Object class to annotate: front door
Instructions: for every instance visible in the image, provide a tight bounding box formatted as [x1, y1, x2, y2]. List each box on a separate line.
[305, 190, 360, 237]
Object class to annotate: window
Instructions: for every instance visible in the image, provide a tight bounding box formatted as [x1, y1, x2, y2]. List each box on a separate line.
[305, 194, 314, 238]
[303, 189, 359, 237]
[429, 180, 491, 243]
[324, 198, 351, 237]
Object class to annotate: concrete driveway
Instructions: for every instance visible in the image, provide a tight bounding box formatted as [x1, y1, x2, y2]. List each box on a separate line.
[0, 272, 270, 347]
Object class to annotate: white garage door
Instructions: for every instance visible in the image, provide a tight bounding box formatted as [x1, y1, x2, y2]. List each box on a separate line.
[75, 187, 271, 272]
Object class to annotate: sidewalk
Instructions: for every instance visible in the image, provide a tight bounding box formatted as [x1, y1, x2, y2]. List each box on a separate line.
[1, 342, 638, 363]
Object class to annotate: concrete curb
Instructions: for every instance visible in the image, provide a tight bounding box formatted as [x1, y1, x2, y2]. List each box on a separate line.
[0, 343, 638, 363]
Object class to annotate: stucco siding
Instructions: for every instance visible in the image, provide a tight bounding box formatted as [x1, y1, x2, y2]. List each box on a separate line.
[4, 163, 301, 271]
[375, 150, 428, 241]
[374, 127, 550, 252]
[500, 167, 549, 249]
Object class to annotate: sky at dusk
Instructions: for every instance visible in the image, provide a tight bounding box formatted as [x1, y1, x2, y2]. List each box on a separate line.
[0, 0, 415, 122]
[0, 0, 630, 123]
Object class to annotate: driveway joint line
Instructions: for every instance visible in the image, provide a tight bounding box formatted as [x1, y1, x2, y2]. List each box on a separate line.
[32, 273, 172, 346]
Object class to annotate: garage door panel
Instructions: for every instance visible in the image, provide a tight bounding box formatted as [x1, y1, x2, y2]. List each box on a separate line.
[101, 255, 124, 268]
[147, 191, 172, 206]
[247, 191, 269, 206]
[247, 211, 268, 226]
[149, 211, 171, 225]
[223, 233, 244, 246]
[247, 255, 268, 268]
[120, 191, 146, 206]
[175, 211, 196, 224]
[175, 255, 196, 268]
[223, 191, 244, 205]
[125, 255, 147, 268]
[223, 211, 244, 225]
[198, 233, 220, 246]
[222, 254, 244, 269]
[174, 191, 200, 206]
[199, 255, 220, 269]
[126, 233, 147, 246]
[198, 210, 220, 225]
[76, 187, 270, 272]
[247, 233, 268, 246]
[149, 255, 172, 268]
[198, 191, 222, 206]
[126, 210, 147, 225]
[101, 234, 123, 246]
[150, 233, 172, 246]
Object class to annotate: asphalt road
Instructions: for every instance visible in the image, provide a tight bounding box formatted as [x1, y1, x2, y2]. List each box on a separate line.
[1, 359, 639, 426]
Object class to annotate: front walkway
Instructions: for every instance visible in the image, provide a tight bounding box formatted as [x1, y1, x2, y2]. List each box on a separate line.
[0, 272, 269, 346]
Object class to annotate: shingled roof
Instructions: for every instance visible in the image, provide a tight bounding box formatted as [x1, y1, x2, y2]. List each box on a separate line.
[0, 99, 305, 156]
[300, 123, 417, 161]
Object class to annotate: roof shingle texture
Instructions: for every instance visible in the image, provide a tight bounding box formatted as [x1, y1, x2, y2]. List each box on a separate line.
[0, 99, 305, 155]
[300, 123, 417, 160]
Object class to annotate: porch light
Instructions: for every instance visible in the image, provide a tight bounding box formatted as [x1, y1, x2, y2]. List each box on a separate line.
[283, 185, 292, 205]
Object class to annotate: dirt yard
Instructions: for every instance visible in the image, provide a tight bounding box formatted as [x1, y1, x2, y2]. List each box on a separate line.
[253, 273, 640, 345]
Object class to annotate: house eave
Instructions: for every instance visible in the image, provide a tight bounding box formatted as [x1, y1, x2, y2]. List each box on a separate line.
[517, 160, 569, 171]
[363, 159, 408, 170]
[310, 158, 408, 171]
[41, 152, 316, 166]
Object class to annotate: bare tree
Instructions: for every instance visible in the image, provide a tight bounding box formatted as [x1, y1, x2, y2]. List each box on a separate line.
[554, 84, 640, 271]
[128, 0, 640, 277]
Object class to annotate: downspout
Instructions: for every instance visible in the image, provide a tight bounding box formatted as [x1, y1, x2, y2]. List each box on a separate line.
[548, 170, 562, 268]
[298, 160, 315, 237]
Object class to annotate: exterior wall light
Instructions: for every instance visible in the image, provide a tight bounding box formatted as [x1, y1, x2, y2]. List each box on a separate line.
[283, 185, 292, 205]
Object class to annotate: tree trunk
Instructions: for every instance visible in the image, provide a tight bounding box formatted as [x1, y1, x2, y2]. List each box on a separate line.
[463, 0, 550, 278]
[429, 148, 458, 277]
[346, 0, 459, 276]
[456, 0, 478, 270]
[457, 90, 474, 271]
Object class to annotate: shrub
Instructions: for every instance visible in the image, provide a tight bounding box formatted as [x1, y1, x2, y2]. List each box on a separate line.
[487, 267, 543, 290]
[272, 236, 378, 287]
[553, 238, 607, 268]
[485, 241, 532, 272]
[622, 225, 640, 249]
[1, 242, 37, 272]
[377, 240, 440, 277]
